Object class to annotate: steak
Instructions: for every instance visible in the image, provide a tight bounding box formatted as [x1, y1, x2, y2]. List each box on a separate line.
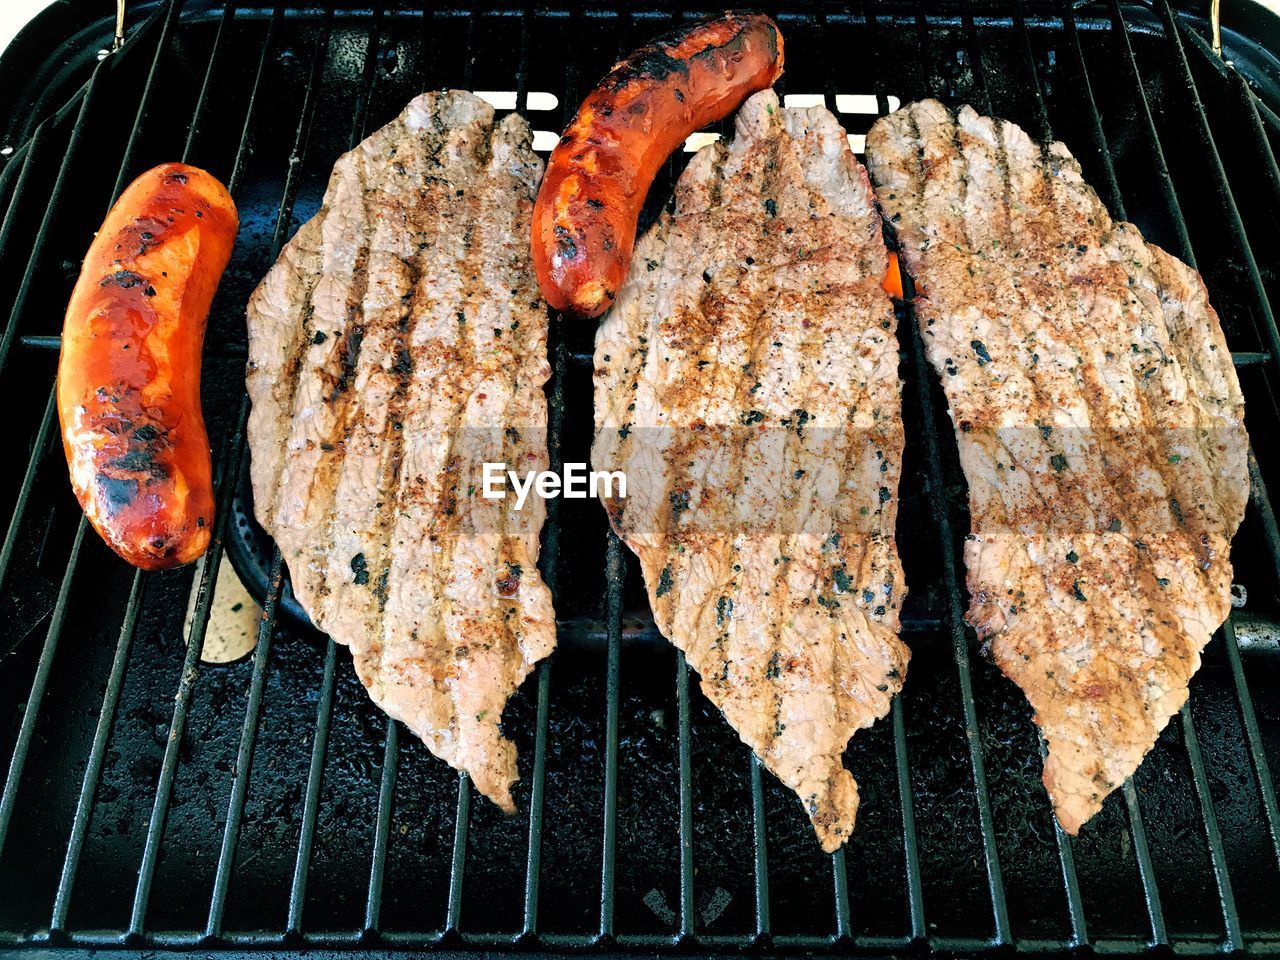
[246, 91, 555, 811]
[594, 90, 910, 852]
[866, 100, 1248, 832]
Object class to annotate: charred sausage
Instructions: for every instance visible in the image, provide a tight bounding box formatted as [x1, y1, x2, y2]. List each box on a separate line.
[532, 11, 784, 318]
[58, 163, 238, 570]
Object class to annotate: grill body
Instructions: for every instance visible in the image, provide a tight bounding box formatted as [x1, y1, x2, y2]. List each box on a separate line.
[0, 1, 1279, 956]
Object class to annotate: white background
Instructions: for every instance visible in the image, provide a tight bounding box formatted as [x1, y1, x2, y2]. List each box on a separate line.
[0, 1, 57, 54]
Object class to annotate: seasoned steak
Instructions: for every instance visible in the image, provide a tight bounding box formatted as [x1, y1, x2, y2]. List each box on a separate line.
[866, 100, 1248, 833]
[594, 90, 910, 852]
[246, 91, 555, 811]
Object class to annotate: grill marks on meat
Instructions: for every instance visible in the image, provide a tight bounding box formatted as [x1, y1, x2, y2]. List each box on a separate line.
[594, 90, 909, 852]
[247, 91, 555, 811]
[866, 100, 1247, 833]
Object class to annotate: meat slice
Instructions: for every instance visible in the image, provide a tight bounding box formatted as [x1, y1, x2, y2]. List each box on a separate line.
[246, 91, 555, 811]
[594, 90, 910, 852]
[866, 100, 1248, 833]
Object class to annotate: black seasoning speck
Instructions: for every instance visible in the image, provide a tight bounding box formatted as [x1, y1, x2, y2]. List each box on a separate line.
[351, 553, 370, 585]
[655, 565, 673, 597]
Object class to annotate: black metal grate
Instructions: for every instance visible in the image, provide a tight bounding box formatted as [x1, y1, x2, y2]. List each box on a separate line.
[0, 0, 1278, 955]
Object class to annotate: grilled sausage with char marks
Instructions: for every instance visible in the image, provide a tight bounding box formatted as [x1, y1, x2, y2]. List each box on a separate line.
[58, 163, 238, 569]
[532, 11, 784, 318]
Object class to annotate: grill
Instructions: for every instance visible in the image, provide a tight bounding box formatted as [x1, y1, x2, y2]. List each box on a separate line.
[1, 0, 1279, 955]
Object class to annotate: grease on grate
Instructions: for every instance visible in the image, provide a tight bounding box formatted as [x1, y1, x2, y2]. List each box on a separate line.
[183, 558, 261, 663]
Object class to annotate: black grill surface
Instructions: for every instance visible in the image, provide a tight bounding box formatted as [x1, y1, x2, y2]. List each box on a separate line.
[0, 1, 1279, 956]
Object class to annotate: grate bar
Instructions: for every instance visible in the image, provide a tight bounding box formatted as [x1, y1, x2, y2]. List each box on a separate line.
[901, 8, 1011, 945]
[0, 0, 190, 867]
[445, 772, 472, 934]
[1179, 702, 1242, 948]
[0, 66, 105, 379]
[413, 0, 436, 89]
[514, 3, 533, 112]
[522, 661, 553, 937]
[910, 1, 938, 100]
[508, 20, 566, 935]
[1059, 0, 1127, 215]
[0, 385, 58, 595]
[182, 0, 236, 162]
[891, 699, 926, 942]
[890, 8, 1014, 918]
[1248, 450, 1280, 581]
[1103, 7, 1244, 939]
[831, 848, 852, 941]
[43, 0, 255, 932]
[1230, 72, 1280, 589]
[1, 0, 180, 376]
[286, 6, 395, 934]
[1045, 19, 1178, 946]
[1121, 780, 1168, 946]
[675, 652, 696, 940]
[1051, 823, 1088, 947]
[50, 569, 145, 933]
[0, 120, 48, 291]
[129, 8, 329, 935]
[748, 756, 771, 941]
[523, 329, 567, 938]
[110, 0, 186, 202]
[460, 0, 478, 90]
[902, 283, 1011, 946]
[1153, 0, 1280, 382]
[129, 553, 219, 937]
[855, 0, 891, 116]
[1105, 0, 1195, 263]
[850, 7, 927, 946]
[816, 10, 839, 114]
[1035, 746, 1089, 947]
[25, 928, 1280, 952]
[0, 520, 86, 861]
[1174, 13, 1280, 133]
[1, 0, 170, 172]
[1004, 15, 1091, 942]
[1229, 67, 1280, 203]
[1, 0, 199, 603]
[287, 639, 338, 936]
[191, 2, 281, 927]
[227, 5, 286, 197]
[1233, 351, 1272, 367]
[365, 720, 400, 936]
[348, 12, 401, 937]
[205, 551, 283, 938]
[349, 5, 384, 146]
[957, 0, 993, 115]
[1009, 0, 1051, 141]
[1221, 617, 1280, 871]
[599, 531, 625, 940]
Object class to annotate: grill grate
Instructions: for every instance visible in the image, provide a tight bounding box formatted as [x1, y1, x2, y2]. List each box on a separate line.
[0, 0, 1278, 955]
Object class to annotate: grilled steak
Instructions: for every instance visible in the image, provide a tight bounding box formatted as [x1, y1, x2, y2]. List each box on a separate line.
[866, 100, 1248, 833]
[594, 90, 910, 852]
[246, 91, 555, 811]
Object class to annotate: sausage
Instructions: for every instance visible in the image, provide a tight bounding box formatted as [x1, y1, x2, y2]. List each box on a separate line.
[58, 163, 238, 570]
[532, 11, 783, 318]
